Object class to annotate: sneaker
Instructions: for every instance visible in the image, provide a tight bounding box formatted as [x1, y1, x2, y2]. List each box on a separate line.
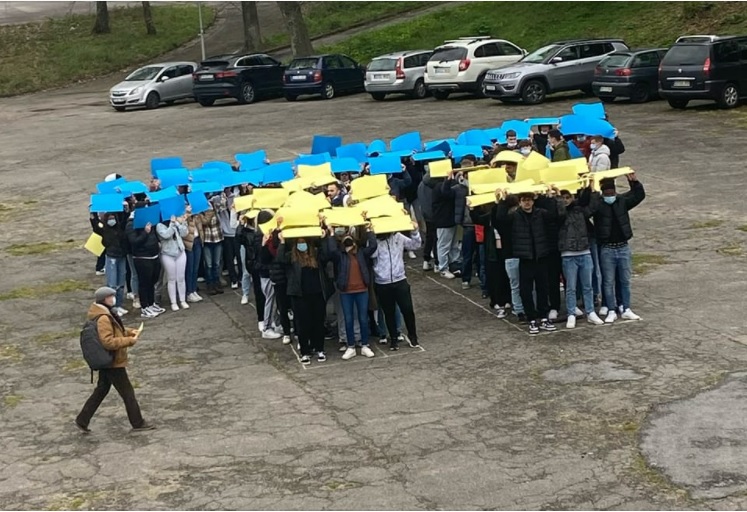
[180, 301, 190, 309]
[300, 355, 311, 365]
[282, 335, 291, 345]
[528, 321, 540, 335]
[262, 329, 282, 340]
[287, 310, 294, 321]
[297, 343, 301, 351]
[171, 303, 180, 312]
[422, 261, 433, 271]
[240, 295, 249, 305]
[408, 251, 417, 260]
[495, 307, 507, 319]
[132, 298, 141, 309]
[342, 347, 357, 360]
[452, 269, 462, 277]
[482, 292, 489, 299]
[338, 343, 347, 352]
[440, 270, 456, 279]
[258, 321, 265, 332]
[140, 308, 156, 319]
[192, 293, 203, 302]
[95, 270, 105, 276]
[599, 306, 609, 317]
[574, 307, 584, 317]
[317, 352, 327, 362]
[114, 307, 128, 317]
[548, 309, 558, 321]
[187, 293, 200, 303]
[389, 343, 399, 351]
[397, 333, 405, 344]
[587, 312, 604, 325]
[152, 304, 165, 314]
[540, 319, 557, 331]
[407, 337, 420, 348]
[621, 309, 641, 321]
[604, 311, 618, 324]
[145, 306, 161, 317]
[231, 282, 239, 289]
[126, 292, 135, 300]
[131, 421, 156, 432]
[378, 336, 388, 345]
[433, 265, 440, 274]
[197, 276, 206, 283]
[461, 282, 470, 290]
[75, 421, 91, 434]
[566, 315, 576, 329]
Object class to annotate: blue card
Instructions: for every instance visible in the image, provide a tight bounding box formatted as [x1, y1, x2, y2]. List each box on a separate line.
[90, 193, 125, 213]
[150, 156, 183, 177]
[159, 195, 186, 221]
[572, 102, 606, 119]
[190, 181, 224, 194]
[295, 153, 331, 167]
[368, 155, 402, 175]
[311, 135, 343, 156]
[244, 170, 264, 186]
[96, 177, 127, 194]
[187, 192, 211, 214]
[450, 145, 485, 163]
[378, 150, 413, 159]
[484, 127, 506, 144]
[335, 143, 368, 163]
[222, 171, 254, 188]
[262, 162, 295, 184]
[189, 168, 223, 183]
[457, 129, 493, 148]
[424, 138, 456, 151]
[500, 120, 531, 139]
[526, 117, 560, 127]
[412, 151, 445, 162]
[367, 139, 387, 155]
[156, 167, 190, 189]
[559, 114, 615, 138]
[133, 204, 161, 228]
[117, 181, 148, 195]
[201, 161, 234, 172]
[147, 186, 180, 203]
[331, 158, 362, 174]
[568, 142, 584, 159]
[390, 131, 422, 153]
[234, 150, 267, 171]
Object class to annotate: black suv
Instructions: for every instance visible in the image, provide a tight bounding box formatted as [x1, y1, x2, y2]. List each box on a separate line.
[659, 35, 747, 109]
[192, 53, 286, 106]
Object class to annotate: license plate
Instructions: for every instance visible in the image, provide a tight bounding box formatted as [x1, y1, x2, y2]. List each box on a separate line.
[199, 74, 214, 80]
[485, 85, 496, 91]
[673, 80, 691, 87]
[435, 67, 450, 74]
[373, 74, 387, 80]
[112, 99, 125, 104]
[600, 86, 612, 92]
[291, 75, 306, 81]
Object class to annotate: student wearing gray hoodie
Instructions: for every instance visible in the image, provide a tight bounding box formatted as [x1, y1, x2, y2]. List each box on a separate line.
[588, 135, 612, 172]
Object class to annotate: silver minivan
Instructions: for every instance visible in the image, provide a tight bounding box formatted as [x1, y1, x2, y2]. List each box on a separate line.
[109, 61, 198, 111]
[365, 50, 432, 101]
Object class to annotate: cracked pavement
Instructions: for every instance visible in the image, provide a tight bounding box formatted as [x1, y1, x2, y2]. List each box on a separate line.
[1, 78, 747, 510]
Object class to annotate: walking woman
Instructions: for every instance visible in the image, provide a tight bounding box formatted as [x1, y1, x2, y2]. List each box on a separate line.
[126, 215, 164, 318]
[277, 233, 333, 365]
[326, 224, 377, 360]
[156, 215, 190, 312]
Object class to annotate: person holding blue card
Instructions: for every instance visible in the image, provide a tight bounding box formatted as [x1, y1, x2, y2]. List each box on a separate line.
[156, 214, 190, 312]
[183, 205, 205, 304]
[198, 195, 225, 295]
[90, 207, 130, 317]
[126, 211, 164, 319]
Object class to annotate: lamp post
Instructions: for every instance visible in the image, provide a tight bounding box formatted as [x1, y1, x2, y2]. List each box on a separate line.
[197, 2, 206, 61]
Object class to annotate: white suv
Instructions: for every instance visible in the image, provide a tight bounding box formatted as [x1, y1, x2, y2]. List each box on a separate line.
[424, 36, 527, 100]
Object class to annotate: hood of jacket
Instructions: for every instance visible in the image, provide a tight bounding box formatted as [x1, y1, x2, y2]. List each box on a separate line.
[591, 144, 610, 157]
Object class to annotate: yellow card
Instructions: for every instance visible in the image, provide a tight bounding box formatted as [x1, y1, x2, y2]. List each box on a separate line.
[282, 226, 325, 239]
[252, 188, 289, 209]
[500, 183, 549, 195]
[84, 233, 105, 257]
[490, 150, 523, 165]
[356, 194, 406, 219]
[549, 158, 589, 176]
[136, 322, 144, 335]
[428, 159, 453, 178]
[551, 179, 585, 193]
[521, 150, 551, 172]
[297, 163, 333, 179]
[232, 195, 254, 213]
[285, 190, 330, 211]
[349, 174, 389, 201]
[370, 214, 415, 235]
[466, 193, 497, 208]
[515, 164, 541, 185]
[322, 207, 367, 227]
[471, 182, 507, 195]
[243, 209, 261, 219]
[259, 206, 320, 233]
[592, 167, 634, 187]
[540, 164, 581, 186]
[469, 167, 507, 193]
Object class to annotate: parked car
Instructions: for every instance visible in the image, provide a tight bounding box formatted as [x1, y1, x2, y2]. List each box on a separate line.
[592, 48, 668, 103]
[109, 61, 197, 111]
[283, 54, 365, 101]
[482, 39, 629, 105]
[192, 53, 285, 106]
[659, 35, 747, 109]
[424, 36, 526, 100]
[365, 50, 433, 101]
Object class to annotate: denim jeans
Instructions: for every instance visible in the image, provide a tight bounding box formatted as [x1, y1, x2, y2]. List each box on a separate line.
[340, 291, 370, 346]
[436, 226, 460, 273]
[185, 237, 203, 295]
[478, 244, 487, 293]
[504, 258, 524, 314]
[460, 226, 476, 284]
[105, 255, 127, 307]
[239, 245, 252, 297]
[126, 254, 139, 297]
[562, 254, 594, 317]
[600, 244, 632, 311]
[589, 238, 602, 296]
[377, 304, 401, 337]
[203, 242, 223, 285]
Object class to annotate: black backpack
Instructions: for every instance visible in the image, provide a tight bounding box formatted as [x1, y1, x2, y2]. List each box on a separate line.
[80, 315, 115, 382]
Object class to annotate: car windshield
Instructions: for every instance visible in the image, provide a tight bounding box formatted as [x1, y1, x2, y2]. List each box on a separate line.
[125, 66, 163, 81]
[662, 45, 709, 65]
[368, 58, 397, 71]
[430, 47, 467, 62]
[289, 58, 319, 69]
[522, 44, 562, 64]
[600, 54, 631, 68]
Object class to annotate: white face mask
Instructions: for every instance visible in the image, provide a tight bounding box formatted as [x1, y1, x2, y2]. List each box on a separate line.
[520, 147, 531, 156]
[590, 143, 598, 150]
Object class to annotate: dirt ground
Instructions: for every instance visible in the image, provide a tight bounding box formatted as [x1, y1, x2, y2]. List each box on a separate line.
[1, 73, 747, 510]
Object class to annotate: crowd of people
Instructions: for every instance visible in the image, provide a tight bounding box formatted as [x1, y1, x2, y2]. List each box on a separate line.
[88, 113, 645, 368]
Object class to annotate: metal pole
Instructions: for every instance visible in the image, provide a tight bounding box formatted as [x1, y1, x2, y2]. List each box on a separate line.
[198, 2, 206, 61]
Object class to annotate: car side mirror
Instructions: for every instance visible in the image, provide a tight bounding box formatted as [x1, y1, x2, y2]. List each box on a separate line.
[160, 75, 170, 82]
[550, 57, 563, 64]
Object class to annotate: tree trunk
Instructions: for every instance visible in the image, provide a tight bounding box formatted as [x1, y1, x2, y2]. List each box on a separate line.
[91, 1, 110, 34]
[277, 1, 313, 57]
[142, 1, 157, 36]
[241, 2, 261, 51]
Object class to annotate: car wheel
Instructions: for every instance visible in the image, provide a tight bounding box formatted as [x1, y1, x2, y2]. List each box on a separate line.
[284, 94, 298, 102]
[197, 98, 215, 107]
[667, 98, 689, 110]
[322, 82, 335, 99]
[411, 79, 427, 99]
[521, 80, 546, 105]
[145, 91, 160, 109]
[371, 92, 386, 101]
[432, 90, 450, 100]
[113, 106, 126, 112]
[598, 96, 616, 103]
[718, 82, 739, 109]
[474, 74, 487, 98]
[238, 82, 256, 104]
[630, 83, 651, 103]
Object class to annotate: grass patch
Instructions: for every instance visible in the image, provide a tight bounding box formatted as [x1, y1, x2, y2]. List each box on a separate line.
[632, 254, 669, 275]
[44, 492, 102, 511]
[717, 243, 744, 257]
[0, 344, 23, 363]
[688, 219, 724, 230]
[5, 240, 79, 256]
[321, 2, 747, 63]
[737, 225, 747, 233]
[263, 2, 434, 49]
[0, 4, 216, 96]
[0, 279, 90, 301]
[35, 328, 80, 345]
[62, 359, 87, 373]
[3, 394, 23, 408]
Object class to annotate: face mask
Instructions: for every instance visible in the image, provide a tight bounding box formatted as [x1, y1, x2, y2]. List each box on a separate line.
[107, 219, 116, 227]
[334, 227, 347, 237]
[520, 147, 531, 156]
[507, 142, 517, 148]
[577, 136, 586, 142]
[603, 196, 616, 205]
[540, 129, 549, 135]
[590, 143, 598, 150]
[297, 243, 308, 252]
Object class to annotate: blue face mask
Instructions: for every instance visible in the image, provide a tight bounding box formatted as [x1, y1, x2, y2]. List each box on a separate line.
[603, 196, 616, 205]
[107, 219, 116, 227]
[297, 243, 308, 252]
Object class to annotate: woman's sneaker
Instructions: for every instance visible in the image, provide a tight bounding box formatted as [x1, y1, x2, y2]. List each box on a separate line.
[493, 306, 507, 319]
[528, 321, 540, 335]
[282, 335, 292, 345]
[300, 355, 311, 365]
[342, 347, 356, 360]
[180, 302, 190, 310]
[587, 312, 604, 325]
[152, 304, 165, 314]
[145, 306, 161, 317]
[141, 308, 156, 319]
[317, 352, 327, 362]
[361, 346, 375, 358]
[171, 303, 180, 312]
[378, 336, 388, 345]
[240, 295, 249, 305]
[132, 298, 141, 309]
[540, 319, 557, 331]
[262, 329, 282, 340]
[566, 315, 576, 329]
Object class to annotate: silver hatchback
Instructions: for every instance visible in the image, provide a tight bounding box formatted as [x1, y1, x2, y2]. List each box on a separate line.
[365, 50, 432, 101]
[109, 61, 198, 111]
